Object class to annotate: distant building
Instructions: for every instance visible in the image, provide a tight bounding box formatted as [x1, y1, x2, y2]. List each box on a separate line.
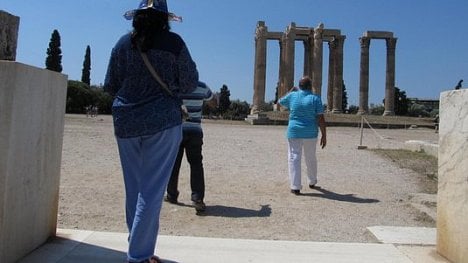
[408, 98, 439, 111]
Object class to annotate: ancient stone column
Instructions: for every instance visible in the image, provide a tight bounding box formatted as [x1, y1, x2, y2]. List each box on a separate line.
[332, 36, 345, 114]
[283, 23, 296, 97]
[251, 21, 268, 114]
[277, 39, 284, 103]
[358, 37, 371, 115]
[308, 34, 314, 76]
[327, 40, 336, 112]
[0, 11, 20, 61]
[312, 26, 324, 96]
[383, 37, 397, 116]
[303, 40, 311, 79]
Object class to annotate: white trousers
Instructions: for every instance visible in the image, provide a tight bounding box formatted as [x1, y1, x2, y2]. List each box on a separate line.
[287, 138, 318, 190]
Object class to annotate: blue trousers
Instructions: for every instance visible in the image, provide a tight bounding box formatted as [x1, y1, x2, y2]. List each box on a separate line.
[116, 125, 182, 262]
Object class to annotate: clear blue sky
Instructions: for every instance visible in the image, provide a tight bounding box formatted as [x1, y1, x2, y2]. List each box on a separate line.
[5, 0, 468, 106]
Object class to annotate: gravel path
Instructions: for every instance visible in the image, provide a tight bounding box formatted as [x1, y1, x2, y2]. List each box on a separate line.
[58, 114, 438, 243]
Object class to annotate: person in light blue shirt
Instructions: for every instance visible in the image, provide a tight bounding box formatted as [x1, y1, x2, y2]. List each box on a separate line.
[279, 76, 327, 195]
[165, 81, 217, 214]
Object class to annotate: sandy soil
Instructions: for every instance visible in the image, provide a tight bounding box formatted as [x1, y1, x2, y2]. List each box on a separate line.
[58, 114, 439, 243]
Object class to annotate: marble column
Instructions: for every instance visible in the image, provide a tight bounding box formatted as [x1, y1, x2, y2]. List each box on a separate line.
[251, 21, 268, 114]
[383, 37, 397, 116]
[283, 23, 296, 97]
[0, 11, 20, 61]
[303, 40, 311, 79]
[307, 33, 314, 80]
[332, 36, 345, 113]
[312, 27, 324, 96]
[358, 37, 371, 115]
[437, 89, 468, 263]
[327, 40, 336, 112]
[277, 39, 284, 103]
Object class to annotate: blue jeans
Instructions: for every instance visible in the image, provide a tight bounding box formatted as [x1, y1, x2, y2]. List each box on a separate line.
[167, 129, 205, 202]
[116, 125, 182, 262]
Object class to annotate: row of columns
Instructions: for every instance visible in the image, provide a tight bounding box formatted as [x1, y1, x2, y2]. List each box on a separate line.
[251, 21, 397, 116]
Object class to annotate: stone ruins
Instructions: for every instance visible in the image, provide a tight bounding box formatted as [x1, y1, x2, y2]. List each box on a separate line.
[251, 21, 397, 116]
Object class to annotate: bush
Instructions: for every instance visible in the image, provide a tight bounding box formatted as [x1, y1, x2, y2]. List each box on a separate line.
[66, 81, 94, 113]
[222, 100, 250, 120]
[408, 103, 430, 117]
[66, 81, 112, 114]
[347, 105, 359, 114]
[369, 104, 385, 115]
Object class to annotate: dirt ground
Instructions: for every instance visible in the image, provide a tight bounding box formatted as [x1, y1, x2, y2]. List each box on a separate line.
[58, 114, 439, 243]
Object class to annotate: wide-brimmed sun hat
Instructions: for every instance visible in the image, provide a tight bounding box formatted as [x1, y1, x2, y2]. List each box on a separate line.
[123, 0, 182, 21]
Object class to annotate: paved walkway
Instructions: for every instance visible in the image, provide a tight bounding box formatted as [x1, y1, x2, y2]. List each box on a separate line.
[20, 228, 449, 263]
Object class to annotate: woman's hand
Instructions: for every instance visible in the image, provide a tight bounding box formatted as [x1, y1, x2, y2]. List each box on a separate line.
[320, 135, 327, 149]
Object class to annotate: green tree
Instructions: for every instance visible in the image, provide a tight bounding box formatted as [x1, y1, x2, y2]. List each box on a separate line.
[90, 85, 113, 115]
[45, 29, 63, 72]
[348, 105, 359, 114]
[342, 80, 348, 111]
[408, 103, 430, 117]
[218, 84, 231, 115]
[66, 81, 93, 113]
[81, 45, 91, 85]
[224, 100, 250, 120]
[394, 87, 409, 116]
[370, 103, 385, 115]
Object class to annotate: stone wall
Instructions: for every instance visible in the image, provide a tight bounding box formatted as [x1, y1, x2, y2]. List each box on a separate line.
[0, 10, 20, 61]
[0, 61, 68, 263]
[437, 89, 468, 263]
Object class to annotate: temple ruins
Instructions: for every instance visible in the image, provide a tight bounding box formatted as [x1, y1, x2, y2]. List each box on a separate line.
[250, 21, 397, 116]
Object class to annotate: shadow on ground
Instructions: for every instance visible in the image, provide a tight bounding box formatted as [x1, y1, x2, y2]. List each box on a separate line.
[201, 204, 272, 218]
[302, 187, 380, 203]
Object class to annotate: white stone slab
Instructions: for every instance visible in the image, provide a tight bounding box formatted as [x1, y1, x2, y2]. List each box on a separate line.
[18, 229, 414, 263]
[367, 226, 436, 245]
[396, 245, 451, 263]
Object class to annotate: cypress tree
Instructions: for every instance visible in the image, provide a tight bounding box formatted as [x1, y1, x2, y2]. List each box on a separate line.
[218, 84, 231, 114]
[45, 29, 63, 72]
[81, 45, 91, 85]
[342, 80, 348, 111]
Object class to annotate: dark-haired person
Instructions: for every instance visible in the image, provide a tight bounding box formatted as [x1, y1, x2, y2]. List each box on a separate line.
[279, 76, 327, 195]
[104, 0, 198, 262]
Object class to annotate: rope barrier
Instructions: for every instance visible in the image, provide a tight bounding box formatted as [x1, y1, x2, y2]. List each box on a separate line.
[358, 116, 395, 149]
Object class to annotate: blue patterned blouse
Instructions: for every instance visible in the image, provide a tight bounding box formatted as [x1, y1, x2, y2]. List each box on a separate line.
[104, 31, 198, 138]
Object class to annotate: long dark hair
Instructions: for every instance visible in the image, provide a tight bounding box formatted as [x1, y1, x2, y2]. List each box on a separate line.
[131, 8, 170, 52]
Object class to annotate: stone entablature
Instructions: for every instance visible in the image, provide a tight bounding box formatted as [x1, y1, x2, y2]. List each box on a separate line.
[364, 31, 394, 39]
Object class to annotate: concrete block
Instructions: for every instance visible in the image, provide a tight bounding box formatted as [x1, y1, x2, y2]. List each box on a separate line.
[404, 140, 439, 158]
[437, 89, 468, 263]
[0, 61, 68, 263]
[367, 226, 436, 246]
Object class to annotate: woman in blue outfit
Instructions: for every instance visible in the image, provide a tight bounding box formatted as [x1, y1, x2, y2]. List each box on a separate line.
[104, 1, 198, 262]
[279, 76, 327, 195]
